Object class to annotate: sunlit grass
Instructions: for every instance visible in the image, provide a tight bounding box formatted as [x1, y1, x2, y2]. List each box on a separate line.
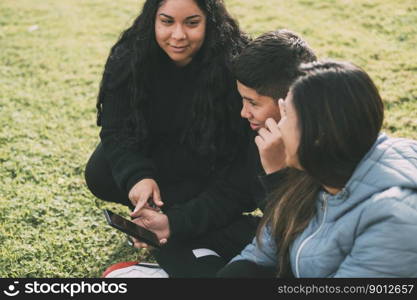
[0, 0, 416, 277]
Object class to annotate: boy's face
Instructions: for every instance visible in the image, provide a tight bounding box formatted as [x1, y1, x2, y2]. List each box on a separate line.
[237, 81, 281, 131]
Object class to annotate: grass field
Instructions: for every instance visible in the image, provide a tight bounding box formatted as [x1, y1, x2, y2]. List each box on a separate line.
[0, 0, 416, 277]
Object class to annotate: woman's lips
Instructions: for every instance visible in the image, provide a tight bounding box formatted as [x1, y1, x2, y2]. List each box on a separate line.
[170, 45, 188, 53]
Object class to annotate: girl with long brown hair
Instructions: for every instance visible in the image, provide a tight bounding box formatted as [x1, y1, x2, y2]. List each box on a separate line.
[222, 60, 417, 277]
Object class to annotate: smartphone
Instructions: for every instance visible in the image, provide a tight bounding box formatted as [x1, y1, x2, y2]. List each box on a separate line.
[103, 209, 161, 248]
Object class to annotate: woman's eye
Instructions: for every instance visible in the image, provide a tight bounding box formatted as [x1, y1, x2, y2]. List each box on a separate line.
[186, 21, 199, 26]
[161, 19, 173, 24]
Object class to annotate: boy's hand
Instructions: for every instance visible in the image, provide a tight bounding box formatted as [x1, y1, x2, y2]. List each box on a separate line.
[255, 118, 286, 174]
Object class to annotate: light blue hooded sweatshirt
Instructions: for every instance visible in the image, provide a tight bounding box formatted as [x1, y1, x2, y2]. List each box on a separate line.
[231, 134, 417, 277]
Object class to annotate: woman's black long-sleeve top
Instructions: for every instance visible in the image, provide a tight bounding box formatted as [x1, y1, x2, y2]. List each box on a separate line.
[98, 45, 253, 222]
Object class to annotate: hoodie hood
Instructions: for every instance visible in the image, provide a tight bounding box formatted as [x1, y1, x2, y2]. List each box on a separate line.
[328, 133, 417, 208]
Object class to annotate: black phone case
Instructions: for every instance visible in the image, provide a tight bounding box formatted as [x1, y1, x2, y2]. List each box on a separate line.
[103, 209, 161, 248]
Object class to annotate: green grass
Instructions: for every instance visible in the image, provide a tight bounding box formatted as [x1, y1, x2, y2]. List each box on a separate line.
[0, 0, 416, 277]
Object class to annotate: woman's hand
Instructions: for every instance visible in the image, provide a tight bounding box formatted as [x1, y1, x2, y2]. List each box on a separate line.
[255, 118, 286, 174]
[129, 178, 163, 218]
[130, 209, 170, 249]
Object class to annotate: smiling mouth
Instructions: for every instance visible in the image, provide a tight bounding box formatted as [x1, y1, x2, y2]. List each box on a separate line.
[169, 45, 188, 53]
[170, 45, 188, 49]
[249, 122, 261, 130]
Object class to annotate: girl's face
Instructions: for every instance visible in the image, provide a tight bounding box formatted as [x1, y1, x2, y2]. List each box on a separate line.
[277, 92, 302, 169]
[155, 0, 206, 67]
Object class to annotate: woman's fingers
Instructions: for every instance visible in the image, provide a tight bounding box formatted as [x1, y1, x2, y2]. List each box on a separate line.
[152, 188, 163, 207]
[131, 236, 149, 249]
[159, 238, 167, 245]
[133, 240, 149, 249]
[130, 193, 150, 217]
[129, 179, 163, 217]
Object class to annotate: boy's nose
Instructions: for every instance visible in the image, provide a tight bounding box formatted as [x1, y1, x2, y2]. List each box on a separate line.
[240, 103, 251, 119]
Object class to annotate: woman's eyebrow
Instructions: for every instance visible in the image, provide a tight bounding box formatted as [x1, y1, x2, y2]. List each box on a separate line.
[159, 13, 173, 18]
[185, 15, 202, 20]
[159, 13, 202, 20]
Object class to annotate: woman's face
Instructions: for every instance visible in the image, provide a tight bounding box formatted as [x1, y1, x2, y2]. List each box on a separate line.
[277, 91, 302, 169]
[155, 0, 206, 67]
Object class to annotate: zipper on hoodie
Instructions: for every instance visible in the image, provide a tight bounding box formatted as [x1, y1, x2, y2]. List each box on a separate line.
[295, 192, 329, 277]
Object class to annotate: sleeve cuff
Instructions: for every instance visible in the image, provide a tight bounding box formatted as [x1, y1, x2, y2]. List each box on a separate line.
[258, 168, 288, 195]
[165, 208, 190, 240]
[125, 174, 155, 195]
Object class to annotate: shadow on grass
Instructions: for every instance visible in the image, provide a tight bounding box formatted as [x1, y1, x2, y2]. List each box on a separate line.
[90, 238, 156, 277]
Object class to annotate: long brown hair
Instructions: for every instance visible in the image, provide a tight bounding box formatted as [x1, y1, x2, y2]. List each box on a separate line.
[258, 60, 384, 277]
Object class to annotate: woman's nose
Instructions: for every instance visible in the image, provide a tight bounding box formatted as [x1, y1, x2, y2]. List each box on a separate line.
[171, 24, 186, 40]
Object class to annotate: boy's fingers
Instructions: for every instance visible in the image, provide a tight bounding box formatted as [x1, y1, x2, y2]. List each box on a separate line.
[265, 118, 279, 134]
[254, 135, 264, 149]
[257, 127, 271, 140]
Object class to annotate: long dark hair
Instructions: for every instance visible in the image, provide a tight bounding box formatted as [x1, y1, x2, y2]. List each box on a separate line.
[258, 60, 384, 277]
[96, 0, 250, 162]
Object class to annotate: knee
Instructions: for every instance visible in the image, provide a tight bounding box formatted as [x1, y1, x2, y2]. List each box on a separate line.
[84, 145, 107, 199]
[84, 154, 99, 198]
[84, 144, 130, 206]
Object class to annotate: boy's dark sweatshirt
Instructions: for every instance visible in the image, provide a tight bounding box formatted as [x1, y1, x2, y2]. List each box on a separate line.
[166, 136, 287, 240]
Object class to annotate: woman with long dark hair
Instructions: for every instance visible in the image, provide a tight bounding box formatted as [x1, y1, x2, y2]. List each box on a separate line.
[220, 60, 417, 277]
[85, 0, 252, 277]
